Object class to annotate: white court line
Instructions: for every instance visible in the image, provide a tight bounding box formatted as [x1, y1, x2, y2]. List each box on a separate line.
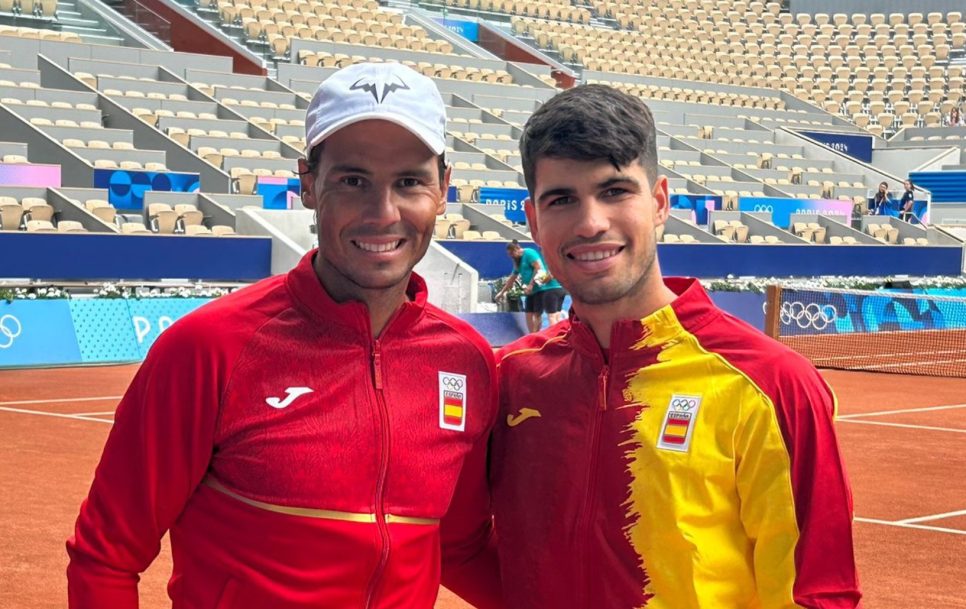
[897, 509, 966, 525]
[837, 419, 966, 434]
[0, 396, 122, 407]
[71, 411, 117, 417]
[855, 517, 966, 536]
[838, 403, 966, 419]
[0, 406, 114, 424]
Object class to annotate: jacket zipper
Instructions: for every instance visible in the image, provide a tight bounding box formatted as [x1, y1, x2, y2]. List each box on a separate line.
[577, 364, 608, 605]
[364, 339, 391, 609]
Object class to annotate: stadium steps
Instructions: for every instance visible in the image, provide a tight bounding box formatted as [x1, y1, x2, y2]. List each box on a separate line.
[57, 0, 125, 45]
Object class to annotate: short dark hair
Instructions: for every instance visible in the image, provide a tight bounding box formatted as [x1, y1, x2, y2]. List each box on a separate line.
[302, 142, 447, 181]
[506, 239, 520, 251]
[520, 84, 659, 195]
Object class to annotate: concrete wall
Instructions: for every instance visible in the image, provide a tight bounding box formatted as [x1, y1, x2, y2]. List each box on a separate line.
[929, 204, 966, 224]
[0, 38, 231, 74]
[872, 146, 959, 176]
[0, 106, 93, 187]
[790, 0, 964, 15]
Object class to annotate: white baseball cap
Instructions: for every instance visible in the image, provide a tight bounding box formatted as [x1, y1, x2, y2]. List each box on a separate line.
[304, 62, 447, 158]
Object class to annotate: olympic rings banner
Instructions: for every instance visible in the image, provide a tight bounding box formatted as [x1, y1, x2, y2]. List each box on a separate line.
[0, 300, 81, 368]
[778, 291, 966, 336]
[0, 297, 214, 369]
[737, 196, 853, 229]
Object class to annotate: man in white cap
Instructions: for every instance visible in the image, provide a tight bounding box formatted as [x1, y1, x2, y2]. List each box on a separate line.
[68, 62, 503, 609]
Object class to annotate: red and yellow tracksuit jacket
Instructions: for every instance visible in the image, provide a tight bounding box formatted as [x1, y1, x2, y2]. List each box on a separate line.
[492, 277, 861, 609]
[67, 250, 500, 609]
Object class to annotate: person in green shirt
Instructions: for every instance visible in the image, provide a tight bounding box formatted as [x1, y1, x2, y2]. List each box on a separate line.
[495, 240, 566, 332]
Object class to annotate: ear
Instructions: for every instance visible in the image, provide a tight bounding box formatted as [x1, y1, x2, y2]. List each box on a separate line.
[524, 197, 540, 244]
[437, 164, 451, 215]
[651, 175, 670, 226]
[297, 158, 316, 211]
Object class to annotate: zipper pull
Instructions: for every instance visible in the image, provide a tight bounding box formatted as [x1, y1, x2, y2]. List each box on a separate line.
[372, 341, 383, 390]
[598, 366, 609, 411]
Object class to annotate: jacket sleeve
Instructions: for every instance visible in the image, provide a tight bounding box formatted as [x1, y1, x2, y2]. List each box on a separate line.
[735, 365, 861, 609]
[66, 318, 225, 608]
[439, 352, 504, 609]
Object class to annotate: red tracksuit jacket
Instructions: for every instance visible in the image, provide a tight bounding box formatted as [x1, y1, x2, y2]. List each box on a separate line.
[492, 278, 860, 609]
[67, 250, 499, 609]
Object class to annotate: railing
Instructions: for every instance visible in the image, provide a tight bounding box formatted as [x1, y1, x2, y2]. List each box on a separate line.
[123, 0, 171, 44]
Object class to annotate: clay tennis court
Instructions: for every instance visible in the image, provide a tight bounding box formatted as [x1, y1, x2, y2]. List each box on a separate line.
[1, 365, 964, 608]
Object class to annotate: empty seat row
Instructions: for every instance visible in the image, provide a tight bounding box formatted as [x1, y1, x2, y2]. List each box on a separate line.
[92, 159, 167, 171]
[1, 97, 97, 110]
[792, 222, 829, 243]
[0, 196, 53, 230]
[29, 117, 101, 128]
[662, 233, 698, 243]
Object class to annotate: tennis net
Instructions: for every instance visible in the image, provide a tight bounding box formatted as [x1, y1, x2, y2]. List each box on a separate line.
[765, 285, 966, 378]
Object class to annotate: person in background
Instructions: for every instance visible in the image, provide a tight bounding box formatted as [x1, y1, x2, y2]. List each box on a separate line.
[495, 239, 567, 333]
[490, 84, 861, 609]
[871, 181, 897, 216]
[67, 62, 503, 609]
[899, 179, 916, 222]
[944, 106, 963, 127]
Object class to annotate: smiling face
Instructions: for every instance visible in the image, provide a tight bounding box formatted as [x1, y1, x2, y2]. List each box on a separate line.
[525, 156, 669, 307]
[298, 119, 449, 303]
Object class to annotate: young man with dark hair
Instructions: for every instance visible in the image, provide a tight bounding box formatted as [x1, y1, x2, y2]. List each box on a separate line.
[491, 84, 861, 609]
[494, 239, 566, 332]
[67, 62, 502, 609]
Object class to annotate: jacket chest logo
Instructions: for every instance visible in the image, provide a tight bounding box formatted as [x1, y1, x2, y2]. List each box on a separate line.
[656, 394, 702, 453]
[265, 386, 314, 409]
[439, 371, 467, 432]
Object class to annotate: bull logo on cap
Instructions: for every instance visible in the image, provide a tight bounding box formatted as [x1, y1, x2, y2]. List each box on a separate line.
[349, 75, 411, 104]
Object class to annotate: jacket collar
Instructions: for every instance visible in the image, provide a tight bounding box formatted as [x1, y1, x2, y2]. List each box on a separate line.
[568, 277, 720, 359]
[285, 249, 428, 336]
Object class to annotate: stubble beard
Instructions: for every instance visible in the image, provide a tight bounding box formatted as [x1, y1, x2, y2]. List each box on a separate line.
[566, 244, 657, 307]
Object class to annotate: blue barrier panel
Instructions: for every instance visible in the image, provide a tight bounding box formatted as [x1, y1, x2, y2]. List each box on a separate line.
[435, 17, 479, 41]
[478, 186, 528, 223]
[439, 240, 537, 280]
[0, 300, 81, 367]
[707, 291, 766, 331]
[69, 299, 142, 363]
[657, 243, 963, 278]
[0, 232, 272, 281]
[93, 169, 200, 211]
[737, 196, 853, 228]
[457, 312, 528, 346]
[670, 193, 722, 225]
[128, 298, 212, 358]
[797, 130, 873, 163]
[445, 241, 962, 280]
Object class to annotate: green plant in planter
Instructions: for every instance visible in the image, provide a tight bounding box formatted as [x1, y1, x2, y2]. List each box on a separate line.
[492, 275, 525, 311]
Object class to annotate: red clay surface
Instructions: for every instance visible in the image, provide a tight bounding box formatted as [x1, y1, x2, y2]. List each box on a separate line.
[1, 365, 964, 609]
[927, 514, 966, 530]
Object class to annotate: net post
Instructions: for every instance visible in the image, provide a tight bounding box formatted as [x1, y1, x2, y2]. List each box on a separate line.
[764, 284, 782, 339]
